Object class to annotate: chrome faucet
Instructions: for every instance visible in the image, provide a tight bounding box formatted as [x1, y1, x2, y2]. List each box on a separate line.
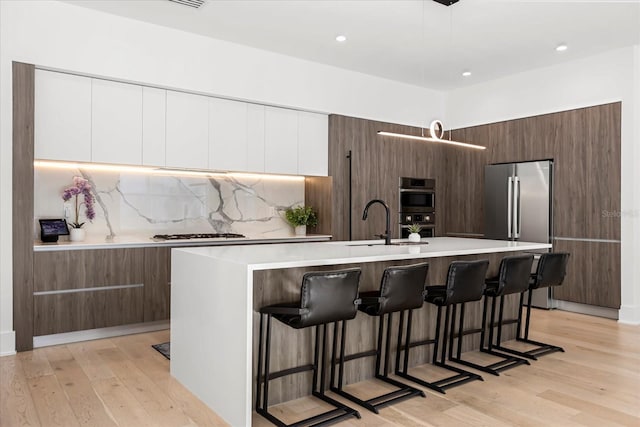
[362, 199, 391, 245]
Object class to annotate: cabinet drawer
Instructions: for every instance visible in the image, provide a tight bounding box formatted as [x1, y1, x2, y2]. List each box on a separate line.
[33, 249, 144, 292]
[34, 286, 144, 336]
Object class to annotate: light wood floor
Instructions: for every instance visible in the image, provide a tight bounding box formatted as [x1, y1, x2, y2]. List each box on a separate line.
[1, 309, 638, 426]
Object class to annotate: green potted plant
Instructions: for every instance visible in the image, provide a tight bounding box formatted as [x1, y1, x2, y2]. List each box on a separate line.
[407, 223, 422, 243]
[285, 205, 318, 236]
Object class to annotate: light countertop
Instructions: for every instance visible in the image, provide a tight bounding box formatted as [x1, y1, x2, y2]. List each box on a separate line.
[175, 237, 552, 270]
[33, 233, 332, 251]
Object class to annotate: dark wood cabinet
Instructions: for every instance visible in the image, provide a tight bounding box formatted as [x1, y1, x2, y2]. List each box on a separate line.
[553, 239, 621, 308]
[33, 247, 172, 336]
[143, 247, 171, 322]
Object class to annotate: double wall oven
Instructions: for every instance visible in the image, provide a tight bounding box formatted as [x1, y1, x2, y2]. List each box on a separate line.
[399, 177, 436, 238]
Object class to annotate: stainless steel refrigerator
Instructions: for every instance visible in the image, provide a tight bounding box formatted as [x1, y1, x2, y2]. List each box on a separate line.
[484, 160, 553, 308]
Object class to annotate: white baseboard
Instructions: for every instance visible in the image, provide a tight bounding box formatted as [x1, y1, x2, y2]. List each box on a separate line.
[554, 300, 618, 320]
[618, 304, 640, 325]
[0, 330, 16, 357]
[33, 321, 170, 348]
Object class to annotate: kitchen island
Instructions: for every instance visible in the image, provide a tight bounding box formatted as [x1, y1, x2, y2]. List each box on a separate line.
[171, 237, 551, 426]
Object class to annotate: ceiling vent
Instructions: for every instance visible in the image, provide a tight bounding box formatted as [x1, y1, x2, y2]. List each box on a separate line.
[432, 0, 460, 6]
[168, 0, 206, 9]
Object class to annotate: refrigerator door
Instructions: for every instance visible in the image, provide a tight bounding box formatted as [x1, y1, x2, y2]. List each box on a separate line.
[514, 161, 552, 243]
[484, 163, 515, 240]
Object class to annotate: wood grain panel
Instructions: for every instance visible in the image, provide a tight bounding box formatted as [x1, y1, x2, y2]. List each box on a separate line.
[303, 176, 332, 236]
[13, 62, 35, 351]
[585, 103, 621, 240]
[33, 249, 144, 292]
[143, 247, 171, 322]
[252, 252, 519, 405]
[34, 287, 144, 335]
[328, 115, 446, 241]
[553, 240, 621, 308]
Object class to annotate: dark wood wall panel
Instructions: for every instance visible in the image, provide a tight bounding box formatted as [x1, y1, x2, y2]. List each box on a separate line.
[143, 247, 171, 322]
[328, 115, 447, 241]
[304, 176, 332, 235]
[553, 240, 621, 308]
[33, 249, 144, 292]
[12, 62, 35, 351]
[34, 287, 144, 335]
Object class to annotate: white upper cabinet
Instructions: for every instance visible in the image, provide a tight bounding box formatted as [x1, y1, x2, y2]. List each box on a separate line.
[91, 79, 143, 165]
[247, 104, 266, 173]
[297, 112, 328, 176]
[165, 91, 209, 169]
[209, 98, 248, 171]
[264, 106, 298, 175]
[142, 87, 167, 167]
[35, 70, 92, 162]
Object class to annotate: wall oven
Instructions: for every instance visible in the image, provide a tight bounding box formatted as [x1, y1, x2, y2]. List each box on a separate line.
[399, 177, 436, 238]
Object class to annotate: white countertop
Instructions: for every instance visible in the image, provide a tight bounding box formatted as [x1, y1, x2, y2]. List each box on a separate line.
[33, 233, 332, 251]
[175, 237, 552, 270]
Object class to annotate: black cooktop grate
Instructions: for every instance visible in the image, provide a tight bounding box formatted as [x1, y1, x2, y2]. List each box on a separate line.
[152, 233, 246, 240]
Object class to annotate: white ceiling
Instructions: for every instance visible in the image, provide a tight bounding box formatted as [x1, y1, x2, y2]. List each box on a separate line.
[63, 0, 640, 90]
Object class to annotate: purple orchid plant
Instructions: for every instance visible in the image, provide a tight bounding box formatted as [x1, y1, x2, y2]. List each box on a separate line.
[62, 176, 96, 228]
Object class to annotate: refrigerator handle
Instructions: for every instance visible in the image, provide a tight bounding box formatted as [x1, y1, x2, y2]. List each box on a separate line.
[507, 177, 513, 238]
[514, 176, 521, 238]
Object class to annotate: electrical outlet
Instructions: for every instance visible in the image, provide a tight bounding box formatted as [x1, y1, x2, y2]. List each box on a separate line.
[64, 206, 71, 219]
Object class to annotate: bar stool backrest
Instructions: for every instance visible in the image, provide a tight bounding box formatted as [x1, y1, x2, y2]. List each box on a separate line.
[378, 263, 429, 314]
[299, 268, 362, 328]
[445, 260, 490, 305]
[531, 252, 570, 289]
[498, 255, 535, 296]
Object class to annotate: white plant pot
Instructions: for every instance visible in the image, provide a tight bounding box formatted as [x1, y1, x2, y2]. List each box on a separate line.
[408, 233, 421, 243]
[294, 225, 307, 236]
[69, 228, 86, 242]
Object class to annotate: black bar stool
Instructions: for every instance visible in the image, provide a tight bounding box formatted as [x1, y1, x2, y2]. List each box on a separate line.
[494, 252, 570, 360]
[395, 259, 489, 393]
[329, 263, 428, 413]
[455, 254, 534, 374]
[256, 268, 362, 427]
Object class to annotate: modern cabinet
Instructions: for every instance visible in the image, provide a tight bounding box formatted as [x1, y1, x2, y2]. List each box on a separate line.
[298, 111, 328, 176]
[34, 70, 329, 176]
[91, 79, 143, 165]
[142, 87, 167, 167]
[247, 104, 266, 173]
[32, 247, 172, 336]
[264, 106, 298, 175]
[32, 249, 145, 335]
[165, 90, 209, 169]
[34, 70, 92, 161]
[209, 97, 248, 171]
[143, 247, 171, 322]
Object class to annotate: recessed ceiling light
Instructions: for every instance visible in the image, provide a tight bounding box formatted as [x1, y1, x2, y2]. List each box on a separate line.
[462, 71, 472, 77]
[556, 44, 568, 52]
[335, 35, 347, 43]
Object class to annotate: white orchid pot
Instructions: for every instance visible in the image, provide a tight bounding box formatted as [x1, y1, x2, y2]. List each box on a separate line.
[69, 228, 86, 242]
[294, 225, 307, 236]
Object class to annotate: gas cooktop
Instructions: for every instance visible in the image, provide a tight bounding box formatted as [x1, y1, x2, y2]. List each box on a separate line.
[152, 233, 246, 240]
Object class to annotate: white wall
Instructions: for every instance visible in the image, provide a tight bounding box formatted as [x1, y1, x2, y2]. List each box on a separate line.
[0, 1, 445, 355]
[446, 46, 640, 324]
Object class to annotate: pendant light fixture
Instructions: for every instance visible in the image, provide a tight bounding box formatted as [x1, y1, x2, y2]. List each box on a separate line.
[378, 1, 485, 150]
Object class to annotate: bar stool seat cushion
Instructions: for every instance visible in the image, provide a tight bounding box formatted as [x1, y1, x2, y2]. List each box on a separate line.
[424, 285, 448, 306]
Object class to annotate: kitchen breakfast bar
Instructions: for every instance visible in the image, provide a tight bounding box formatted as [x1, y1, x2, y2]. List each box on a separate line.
[170, 237, 551, 426]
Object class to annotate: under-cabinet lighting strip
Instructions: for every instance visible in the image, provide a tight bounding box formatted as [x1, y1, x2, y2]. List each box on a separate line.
[377, 131, 486, 150]
[33, 160, 306, 181]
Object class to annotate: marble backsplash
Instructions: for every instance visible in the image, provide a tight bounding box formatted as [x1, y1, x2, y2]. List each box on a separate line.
[34, 168, 305, 240]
